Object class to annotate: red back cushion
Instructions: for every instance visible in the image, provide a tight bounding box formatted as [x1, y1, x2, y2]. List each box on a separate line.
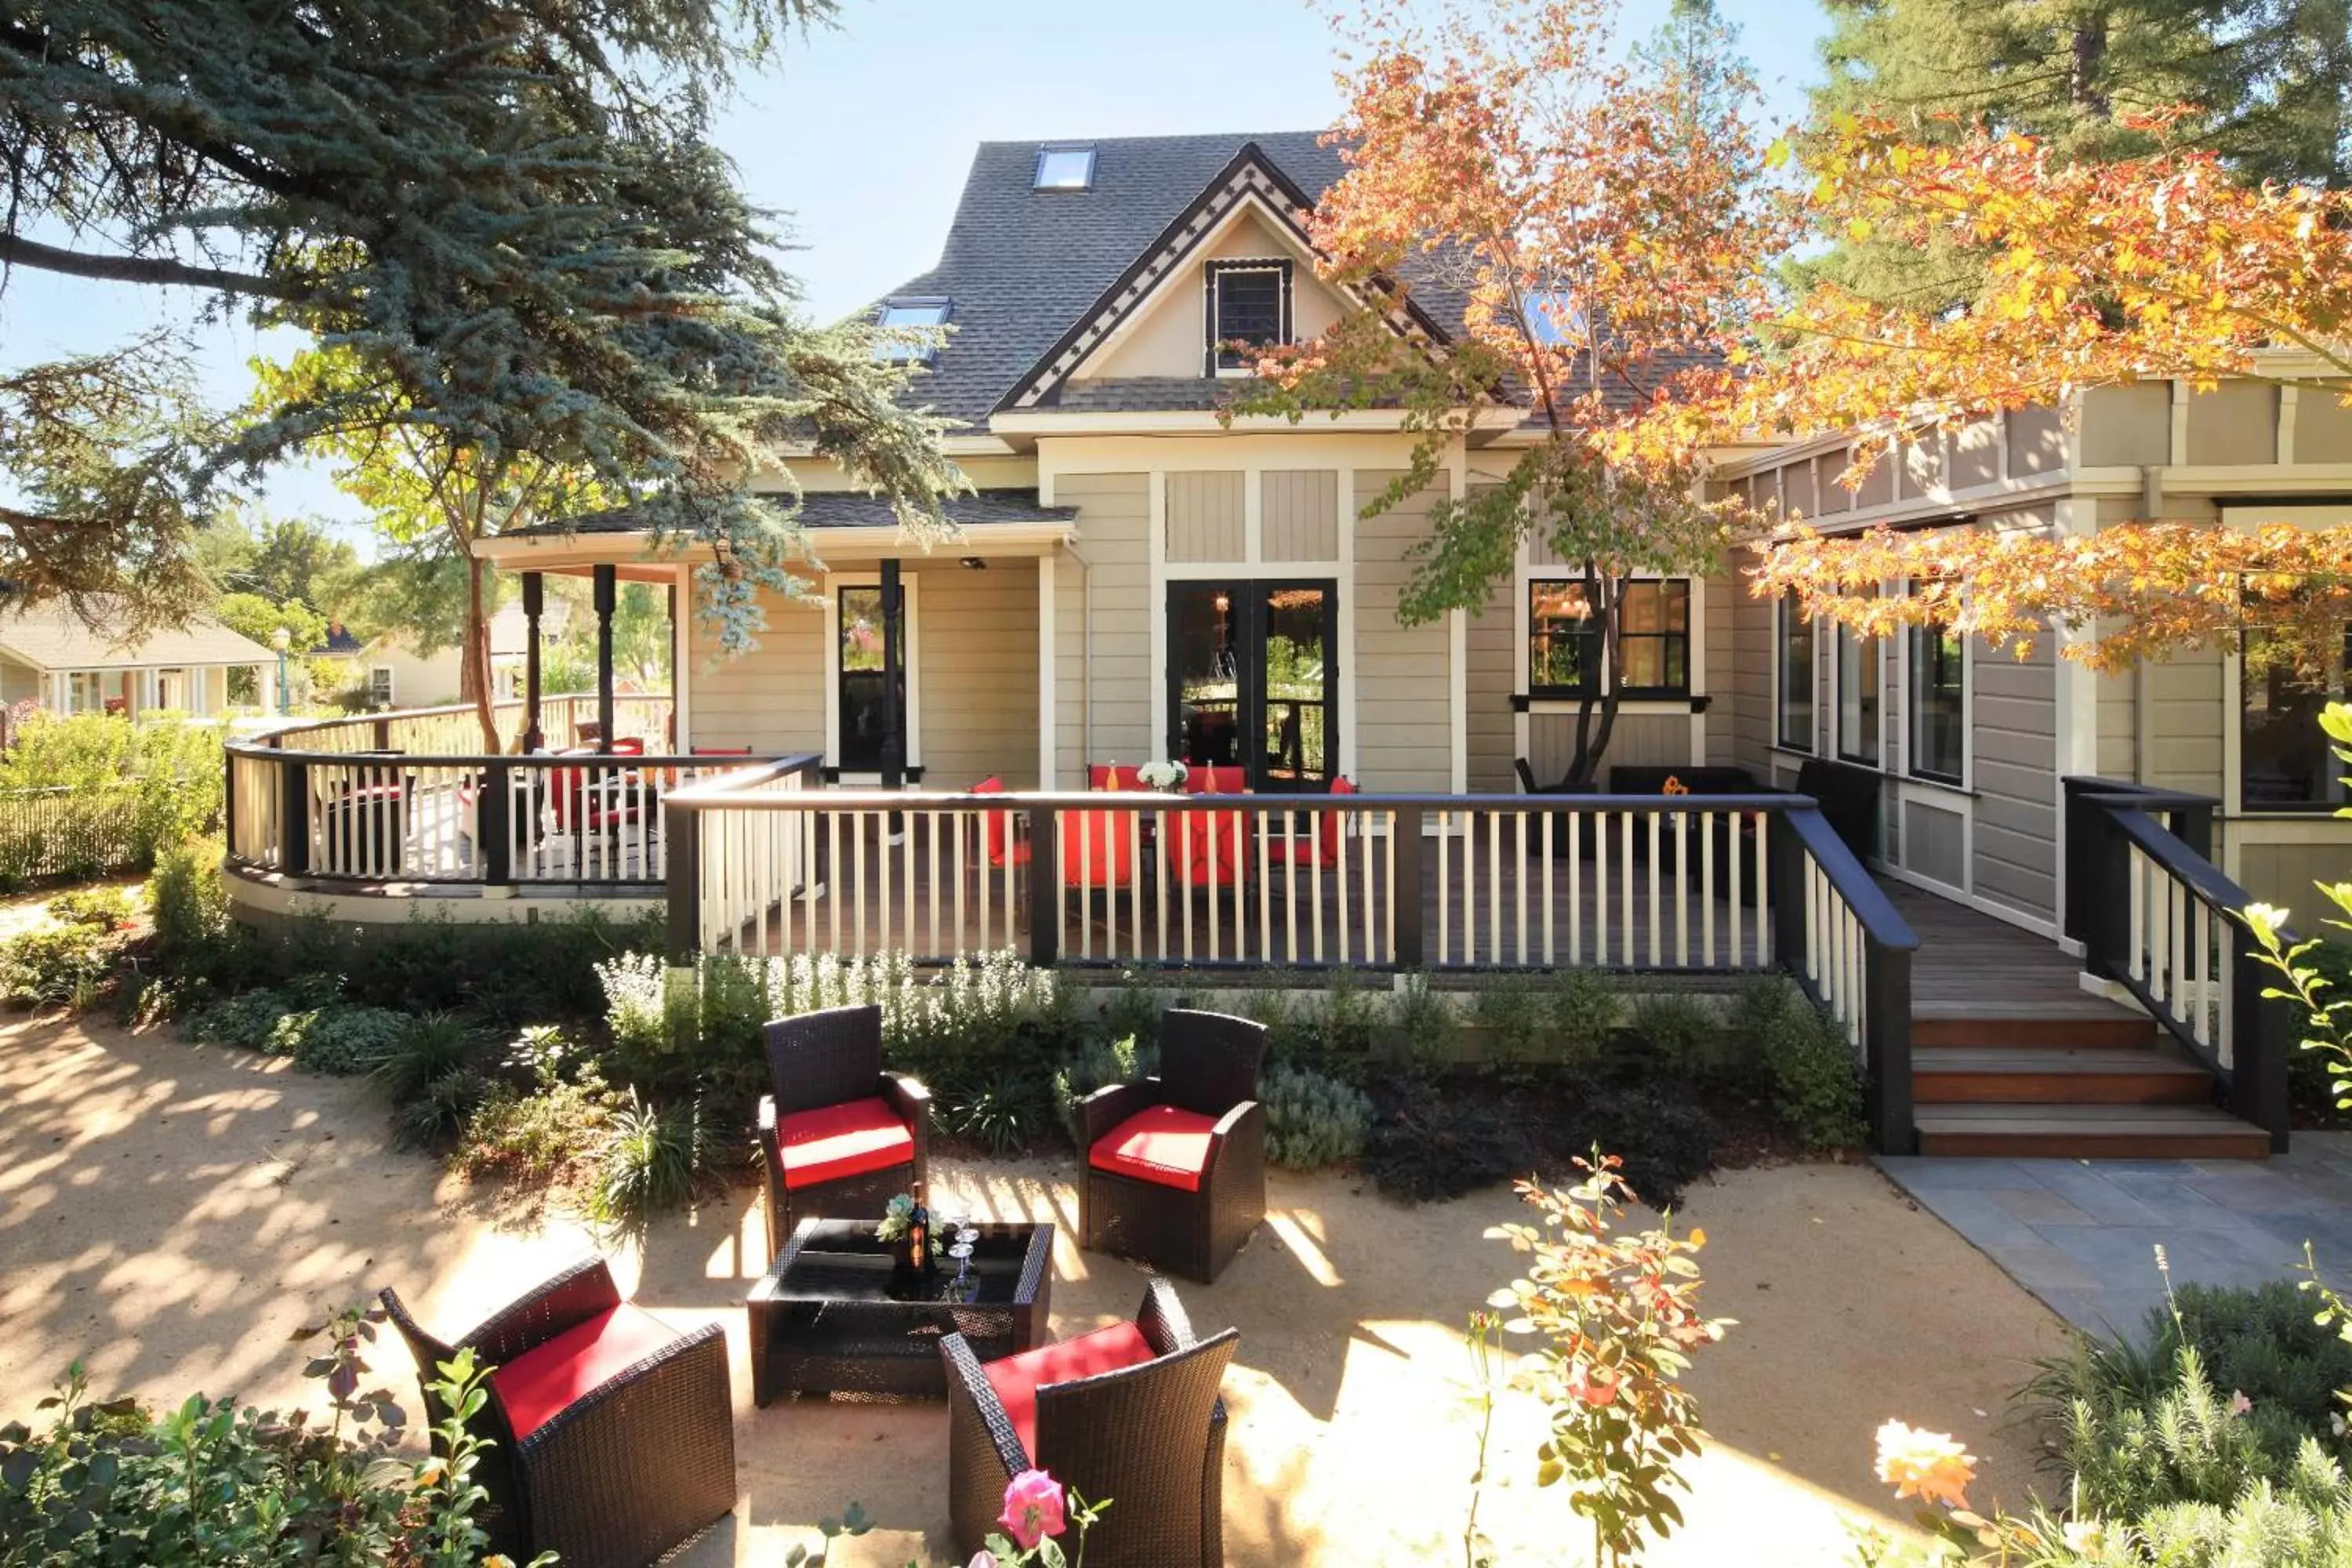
[981, 1321, 1157, 1458]
[1089, 764, 1146, 791]
[490, 1303, 681, 1439]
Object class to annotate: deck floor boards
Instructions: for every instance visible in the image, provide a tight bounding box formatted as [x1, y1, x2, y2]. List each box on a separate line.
[1885, 883, 2139, 1021]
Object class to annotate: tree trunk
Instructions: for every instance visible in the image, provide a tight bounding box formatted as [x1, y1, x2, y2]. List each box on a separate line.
[2069, 13, 2111, 120]
[464, 552, 497, 752]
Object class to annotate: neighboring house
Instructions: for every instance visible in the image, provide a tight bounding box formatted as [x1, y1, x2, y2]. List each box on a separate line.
[310, 602, 579, 711]
[489, 597, 573, 699]
[0, 600, 276, 718]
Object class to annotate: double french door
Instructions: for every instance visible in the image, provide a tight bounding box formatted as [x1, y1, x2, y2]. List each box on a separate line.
[1165, 579, 1338, 793]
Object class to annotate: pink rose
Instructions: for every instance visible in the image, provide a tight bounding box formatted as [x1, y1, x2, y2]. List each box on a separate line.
[967, 1555, 999, 1568]
[997, 1469, 1068, 1551]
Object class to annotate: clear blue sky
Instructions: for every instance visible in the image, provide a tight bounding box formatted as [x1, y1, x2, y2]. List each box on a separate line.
[0, 0, 1830, 539]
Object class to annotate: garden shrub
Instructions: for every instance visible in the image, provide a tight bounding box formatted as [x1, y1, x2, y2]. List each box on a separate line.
[459, 1075, 618, 1185]
[1737, 974, 1866, 1149]
[392, 1065, 492, 1151]
[0, 714, 225, 886]
[1572, 1088, 1714, 1210]
[1472, 973, 1552, 1064]
[1363, 1088, 1524, 1203]
[147, 837, 263, 996]
[187, 987, 295, 1049]
[266, 1004, 409, 1076]
[1261, 1064, 1374, 1170]
[1546, 966, 1623, 1064]
[0, 1305, 506, 1566]
[0, 922, 118, 1009]
[47, 885, 136, 931]
[1624, 990, 1719, 1077]
[2024, 1280, 2352, 1517]
[368, 1011, 483, 1103]
[586, 1091, 704, 1229]
[1387, 971, 1459, 1070]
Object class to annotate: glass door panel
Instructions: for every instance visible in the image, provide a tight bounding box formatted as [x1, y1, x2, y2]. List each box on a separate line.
[837, 585, 902, 774]
[1166, 580, 1338, 792]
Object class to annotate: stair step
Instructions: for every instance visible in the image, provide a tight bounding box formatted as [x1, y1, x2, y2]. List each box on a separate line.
[1914, 1102, 2270, 1160]
[1912, 1014, 2157, 1051]
[1912, 1047, 2212, 1105]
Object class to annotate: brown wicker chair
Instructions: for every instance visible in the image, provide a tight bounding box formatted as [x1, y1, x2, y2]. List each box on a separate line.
[379, 1258, 735, 1568]
[757, 1003, 931, 1261]
[942, 1279, 1238, 1568]
[1080, 1008, 1267, 1283]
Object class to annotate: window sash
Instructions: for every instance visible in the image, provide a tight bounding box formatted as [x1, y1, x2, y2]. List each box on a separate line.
[1526, 579, 1690, 698]
[1777, 594, 1814, 752]
[1207, 263, 1290, 372]
[2239, 628, 2352, 811]
[1907, 622, 1965, 783]
[1836, 625, 1880, 765]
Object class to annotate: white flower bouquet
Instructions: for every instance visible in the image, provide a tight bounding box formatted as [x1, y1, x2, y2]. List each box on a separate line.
[1135, 759, 1189, 791]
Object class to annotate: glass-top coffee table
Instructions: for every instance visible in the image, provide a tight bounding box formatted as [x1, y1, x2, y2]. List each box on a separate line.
[746, 1217, 1054, 1403]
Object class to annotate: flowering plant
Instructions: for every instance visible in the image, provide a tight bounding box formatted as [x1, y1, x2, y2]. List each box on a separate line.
[873, 1192, 938, 1256]
[967, 1468, 1105, 1568]
[1134, 760, 1188, 792]
[1489, 1149, 1730, 1568]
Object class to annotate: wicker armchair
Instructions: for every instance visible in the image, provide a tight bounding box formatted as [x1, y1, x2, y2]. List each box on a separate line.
[379, 1258, 735, 1568]
[1080, 1008, 1267, 1283]
[757, 1003, 931, 1261]
[943, 1279, 1238, 1568]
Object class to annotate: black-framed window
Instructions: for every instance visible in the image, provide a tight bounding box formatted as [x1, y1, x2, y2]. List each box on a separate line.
[1528, 579, 1597, 695]
[1908, 591, 1965, 783]
[1526, 579, 1689, 698]
[1777, 593, 1814, 752]
[2241, 628, 2352, 811]
[1836, 621, 1880, 765]
[1206, 260, 1291, 373]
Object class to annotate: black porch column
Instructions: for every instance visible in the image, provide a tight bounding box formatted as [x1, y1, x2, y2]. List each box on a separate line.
[593, 563, 617, 755]
[521, 572, 545, 752]
[879, 556, 905, 789]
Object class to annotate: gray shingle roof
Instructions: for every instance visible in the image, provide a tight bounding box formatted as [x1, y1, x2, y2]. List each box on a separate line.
[507, 488, 1075, 539]
[878, 132, 1359, 428]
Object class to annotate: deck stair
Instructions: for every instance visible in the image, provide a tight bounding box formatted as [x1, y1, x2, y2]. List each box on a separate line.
[1907, 1011, 2269, 1159]
[1882, 884, 2269, 1160]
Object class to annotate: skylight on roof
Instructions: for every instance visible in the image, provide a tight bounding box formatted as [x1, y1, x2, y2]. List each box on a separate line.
[875, 298, 951, 363]
[1033, 146, 1097, 191]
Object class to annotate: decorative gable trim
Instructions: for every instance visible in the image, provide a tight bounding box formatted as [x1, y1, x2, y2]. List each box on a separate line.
[993, 140, 1444, 415]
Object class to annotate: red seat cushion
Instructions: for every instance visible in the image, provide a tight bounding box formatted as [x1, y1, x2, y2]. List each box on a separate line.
[982, 1322, 1157, 1457]
[1089, 1105, 1218, 1193]
[779, 1096, 915, 1191]
[490, 1303, 681, 1439]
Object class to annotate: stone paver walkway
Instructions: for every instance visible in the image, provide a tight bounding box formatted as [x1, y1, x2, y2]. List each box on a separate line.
[1878, 1134, 2352, 1338]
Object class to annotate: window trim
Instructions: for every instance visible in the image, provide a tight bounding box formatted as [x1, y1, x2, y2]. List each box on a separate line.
[1203, 259, 1294, 378]
[875, 296, 952, 364]
[1522, 576, 1692, 701]
[1775, 593, 1817, 754]
[1033, 145, 1098, 191]
[820, 572, 924, 779]
[366, 665, 395, 710]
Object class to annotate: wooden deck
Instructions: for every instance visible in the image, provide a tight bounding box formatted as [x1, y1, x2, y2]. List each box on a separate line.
[1886, 881, 2141, 1022]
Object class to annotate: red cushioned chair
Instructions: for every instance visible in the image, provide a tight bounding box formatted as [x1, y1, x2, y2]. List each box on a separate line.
[1167, 765, 1250, 890]
[1262, 775, 1355, 871]
[971, 775, 1030, 869]
[380, 1258, 735, 1568]
[1080, 1007, 1268, 1283]
[943, 1279, 1238, 1568]
[757, 1003, 930, 1263]
[1089, 762, 1147, 791]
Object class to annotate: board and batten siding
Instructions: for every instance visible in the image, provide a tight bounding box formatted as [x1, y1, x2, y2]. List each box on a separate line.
[1163, 470, 1245, 564]
[1971, 637, 2059, 924]
[1261, 470, 1339, 562]
[1058, 473, 1152, 784]
[1355, 470, 1454, 791]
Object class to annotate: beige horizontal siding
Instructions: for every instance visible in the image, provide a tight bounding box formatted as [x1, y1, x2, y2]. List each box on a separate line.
[1465, 576, 1516, 792]
[2144, 648, 2225, 797]
[1062, 474, 1152, 782]
[1529, 711, 1691, 780]
[1704, 572, 1734, 766]
[1971, 640, 2057, 922]
[918, 558, 1040, 788]
[687, 583, 827, 754]
[1726, 549, 1774, 779]
[1355, 470, 1453, 791]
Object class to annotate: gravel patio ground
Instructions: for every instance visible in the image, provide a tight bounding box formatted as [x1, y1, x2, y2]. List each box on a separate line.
[0, 1011, 2068, 1565]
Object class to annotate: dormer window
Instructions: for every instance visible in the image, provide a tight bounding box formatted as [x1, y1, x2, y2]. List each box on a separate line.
[1205, 260, 1292, 376]
[876, 297, 951, 363]
[1033, 146, 1096, 191]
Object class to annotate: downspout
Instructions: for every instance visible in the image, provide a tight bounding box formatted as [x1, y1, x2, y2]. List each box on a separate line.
[1059, 537, 1094, 768]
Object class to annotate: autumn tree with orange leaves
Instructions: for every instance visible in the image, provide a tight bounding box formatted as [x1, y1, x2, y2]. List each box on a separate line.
[1717, 113, 2352, 679]
[1236, 0, 1784, 785]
